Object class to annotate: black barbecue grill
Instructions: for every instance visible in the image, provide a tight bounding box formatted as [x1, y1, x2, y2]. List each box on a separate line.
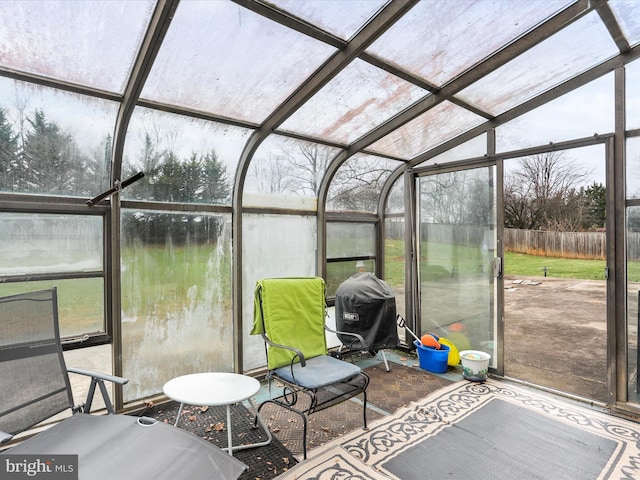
[334, 272, 400, 371]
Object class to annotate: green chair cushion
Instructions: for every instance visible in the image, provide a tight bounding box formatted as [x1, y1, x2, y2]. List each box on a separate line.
[252, 277, 327, 370]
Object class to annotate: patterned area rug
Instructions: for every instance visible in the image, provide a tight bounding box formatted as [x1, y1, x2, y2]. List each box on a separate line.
[277, 379, 640, 480]
[259, 361, 452, 457]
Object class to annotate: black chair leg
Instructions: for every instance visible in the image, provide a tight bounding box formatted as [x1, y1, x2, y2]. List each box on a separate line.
[361, 371, 370, 430]
[362, 390, 368, 431]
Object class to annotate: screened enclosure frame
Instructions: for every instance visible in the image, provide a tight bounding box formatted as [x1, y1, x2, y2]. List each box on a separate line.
[0, 0, 639, 415]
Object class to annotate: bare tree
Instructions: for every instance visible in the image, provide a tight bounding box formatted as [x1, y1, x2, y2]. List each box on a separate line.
[248, 153, 294, 195]
[250, 141, 396, 212]
[504, 152, 592, 231]
[281, 142, 333, 197]
[329, 157, 396, 211]
[420, 170, 491, 225]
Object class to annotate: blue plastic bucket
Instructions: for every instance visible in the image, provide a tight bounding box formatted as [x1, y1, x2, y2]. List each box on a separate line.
[414, 340, 449, 373]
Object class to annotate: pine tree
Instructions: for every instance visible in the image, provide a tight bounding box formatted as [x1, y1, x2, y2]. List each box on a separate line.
[0, 108, 18, 191]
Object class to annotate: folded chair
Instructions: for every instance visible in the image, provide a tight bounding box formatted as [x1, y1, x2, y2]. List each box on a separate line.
[0, 288, 247, 480]
[252, 277, 369, 459]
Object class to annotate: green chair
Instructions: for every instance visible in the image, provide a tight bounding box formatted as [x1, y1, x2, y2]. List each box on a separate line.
[252, 277, 369, 459]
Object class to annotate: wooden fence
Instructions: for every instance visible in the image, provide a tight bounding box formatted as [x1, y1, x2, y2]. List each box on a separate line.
[389, 224, 640, 260]
[505, 229, 640, 260]
[505, 228, 608, 260]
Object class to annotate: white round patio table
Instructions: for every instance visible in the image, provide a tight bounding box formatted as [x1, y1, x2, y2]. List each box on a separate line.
[163, 372, 271, 456]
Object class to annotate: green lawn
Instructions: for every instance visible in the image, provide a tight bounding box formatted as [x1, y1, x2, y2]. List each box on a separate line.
[5, 240, 639, 334]
[504, 252, 607, 280]
[384, 239, 640, 283]
[504, 252, 640, 282]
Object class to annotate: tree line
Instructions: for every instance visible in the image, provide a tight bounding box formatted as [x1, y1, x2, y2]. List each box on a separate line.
[3, 106, 609, 244]
[0, 106, 232, 204]
[0, 108, 109, 196]
[0, 106, 232, 245]
[120, 132, 232, 245]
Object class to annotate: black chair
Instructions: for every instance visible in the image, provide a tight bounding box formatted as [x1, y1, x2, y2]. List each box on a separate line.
[0, 288, 247, 480]
[252, 277, 369, 459]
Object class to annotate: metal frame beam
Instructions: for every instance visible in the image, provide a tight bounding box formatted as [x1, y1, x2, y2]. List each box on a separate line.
[107, 0, 180, 409]
[232, 0, 420, 373]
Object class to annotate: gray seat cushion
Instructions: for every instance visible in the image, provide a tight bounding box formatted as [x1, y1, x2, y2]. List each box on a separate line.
[275, 355, 362, 389]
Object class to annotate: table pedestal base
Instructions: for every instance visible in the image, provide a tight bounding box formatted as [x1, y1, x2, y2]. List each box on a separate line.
[174, 398, 272, 456]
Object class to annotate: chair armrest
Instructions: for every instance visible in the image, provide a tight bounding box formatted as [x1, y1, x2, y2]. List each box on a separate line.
[68, 367, 129, 414]
[261, 333, 306, 367]
[0, 431, 13, 446]
[324, 325, 366, 348]
[68, 367, 128, 385]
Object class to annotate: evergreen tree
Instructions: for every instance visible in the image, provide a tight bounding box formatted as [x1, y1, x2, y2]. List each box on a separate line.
[181, 153, 204, 203]
[201, 150, 229, 203]
[22, 109, 75, 194]
[154, 152, 182, 202]
[0, 108, 18, 191]
[582, 182, 606, 230]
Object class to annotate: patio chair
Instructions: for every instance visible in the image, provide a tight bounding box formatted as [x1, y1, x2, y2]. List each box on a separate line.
[0, 288, 247, 480]
[252, 277, 369, 459]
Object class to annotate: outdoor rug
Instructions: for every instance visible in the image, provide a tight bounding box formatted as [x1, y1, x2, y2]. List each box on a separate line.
[136, 401, 297, 480]
[260, 361, 453, 457]
[277, 379, 640, 480]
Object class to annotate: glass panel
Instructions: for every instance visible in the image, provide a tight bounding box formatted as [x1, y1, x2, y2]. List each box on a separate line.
[279, 59, 428, 144]
[367, 101, 484, 159]
[385, 214, 405, 335]
[326, 154, 403, 212]
[121, 210, 232, 402]
[0, 212, 104, 338]
[497, 74, 614, 152]
[628, 137, 640, 199]
[0, 278, 104, 338]
[383, 176, 406, 343]
[242, 214, 317, 371]
[367, 0, 571, 86]
[65, 345, 113, 411]
[610, 0, 640, 47]
[326, 222, 375, 258]
[627, 205, 640, 405]
[268, 0, 387, 40]
[0, 213, 103, 276]
[326, 221, 376, 297]
[244, 135, 341, 209]
[0, 78, 115, 197]
[422, 134, 487, 166]
[0, 0, 154, 93]
[122, 107, 251, 205]
[142, 1, 336, 123]
[385, 175, 405, 215]
[419, 167, 496, 366]
[504, 148, 606, 402]
[457, 12, 618, 116]
[327, 259, 376, 298]
[627, 59, 640, 131]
